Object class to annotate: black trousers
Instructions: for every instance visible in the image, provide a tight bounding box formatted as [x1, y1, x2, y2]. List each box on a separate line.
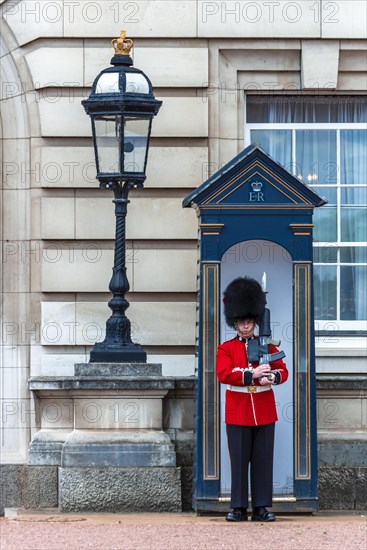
[226, 423, 275, 509]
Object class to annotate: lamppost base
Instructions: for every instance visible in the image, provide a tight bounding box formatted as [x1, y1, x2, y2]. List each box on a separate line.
[89, 345, 147, 363]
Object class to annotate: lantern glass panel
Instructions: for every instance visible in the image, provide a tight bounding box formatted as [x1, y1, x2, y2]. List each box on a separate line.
[125, 73, 149, 94]
[95, 72, 120, 94]
[123, 117, 150, 173]
[94, 116, 121, 174]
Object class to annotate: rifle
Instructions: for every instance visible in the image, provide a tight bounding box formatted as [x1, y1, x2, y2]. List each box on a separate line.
[247, 273, 285, 374]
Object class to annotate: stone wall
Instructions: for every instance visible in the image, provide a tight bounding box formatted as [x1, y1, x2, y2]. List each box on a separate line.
[317, 375, 367, 510]
[0, 465, 58, 515]
[1, 375, 366, 513]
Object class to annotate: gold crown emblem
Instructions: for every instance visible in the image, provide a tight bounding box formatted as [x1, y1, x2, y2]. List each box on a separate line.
[111, 30, 134, 56]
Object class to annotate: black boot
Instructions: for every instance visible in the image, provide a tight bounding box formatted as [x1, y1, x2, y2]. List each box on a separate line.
[252, 506, 276, 522]
[226, 508, 248, 522]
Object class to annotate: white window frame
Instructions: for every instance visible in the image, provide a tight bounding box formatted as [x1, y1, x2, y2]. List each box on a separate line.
[244, 122, 367, 332]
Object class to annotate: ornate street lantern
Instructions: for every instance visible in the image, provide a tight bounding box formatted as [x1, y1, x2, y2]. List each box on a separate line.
[82, 30, 162, 362]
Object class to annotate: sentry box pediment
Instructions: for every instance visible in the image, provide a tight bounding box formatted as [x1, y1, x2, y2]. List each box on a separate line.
[183, 144, 326, 210]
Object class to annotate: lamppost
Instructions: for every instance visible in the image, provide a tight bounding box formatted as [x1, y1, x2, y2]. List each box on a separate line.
[82, 30, 162, 363]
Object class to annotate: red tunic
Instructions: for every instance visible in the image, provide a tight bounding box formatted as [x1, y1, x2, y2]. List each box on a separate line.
[216, 337, 288, 426]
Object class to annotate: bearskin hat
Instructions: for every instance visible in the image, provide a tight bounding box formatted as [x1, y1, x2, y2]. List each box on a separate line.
[223, 276, 266, 327]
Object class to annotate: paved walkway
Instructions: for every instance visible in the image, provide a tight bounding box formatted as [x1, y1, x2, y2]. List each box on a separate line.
[1, 509, 366, 550]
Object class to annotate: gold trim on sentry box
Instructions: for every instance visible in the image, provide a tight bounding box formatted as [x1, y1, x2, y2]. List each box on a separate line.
[294, 262, 311, 480]
[202, 262, 220, 480]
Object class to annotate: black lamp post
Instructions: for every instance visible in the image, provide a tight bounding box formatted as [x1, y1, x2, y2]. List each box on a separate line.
[82, 30, 162, 363]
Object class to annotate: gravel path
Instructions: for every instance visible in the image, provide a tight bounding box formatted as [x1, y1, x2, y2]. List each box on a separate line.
[1, 511, 366, 550]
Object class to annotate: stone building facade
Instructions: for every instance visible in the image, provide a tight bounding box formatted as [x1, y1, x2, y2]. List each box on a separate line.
[1, 0, 366, 511]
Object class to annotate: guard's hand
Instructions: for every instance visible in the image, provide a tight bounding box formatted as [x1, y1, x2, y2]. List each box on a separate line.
[259, 373, 275, 385]
[253, 364, 271, 379]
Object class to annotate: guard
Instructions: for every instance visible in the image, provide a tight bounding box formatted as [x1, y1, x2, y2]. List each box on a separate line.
[216, 276, 288, 522]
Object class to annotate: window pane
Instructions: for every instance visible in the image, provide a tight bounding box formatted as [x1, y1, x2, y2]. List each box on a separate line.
[250, 130, 291, 167]
[340, 266, 367, 320]
[125, 73, 149, 94]
[341, 207, 367, 242]
[341, 187, 367, 205]
[314, 245, 338, 263]
[310, 187, 337, 204]
[94, 116, 120, 174]
[340, 130, 367, 185]
[340, 247, 367, 263]
[314, 266, 337, 320]
[313, 207, 337, 242]
[296, 130, 337, 184]
[95, 72, 119, 94]
[123, 118, 150, 173]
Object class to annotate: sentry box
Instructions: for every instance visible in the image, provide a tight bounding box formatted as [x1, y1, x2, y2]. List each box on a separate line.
[183, 144, 326, 513]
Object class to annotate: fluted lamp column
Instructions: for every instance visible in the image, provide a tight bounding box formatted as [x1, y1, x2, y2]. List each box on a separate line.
[82, 30, 162, 362]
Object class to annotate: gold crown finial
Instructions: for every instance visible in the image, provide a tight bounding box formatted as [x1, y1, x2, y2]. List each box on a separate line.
[111, 30, 134, 56]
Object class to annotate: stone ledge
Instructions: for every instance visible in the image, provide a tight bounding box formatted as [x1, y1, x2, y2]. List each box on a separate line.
[171, 376, 197, 390]
[62, 443, 176, 468]
[28, 376, 197, 394]
[29, 377, 176, 391]
[316, 374, 367, 391]
[318, 441, 367, 468]
[318, 431, 367, 443]
[316, 347, 367, 357]
[74, 363, 163, 377]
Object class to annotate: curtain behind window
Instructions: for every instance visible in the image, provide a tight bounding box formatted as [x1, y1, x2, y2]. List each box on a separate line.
[247, 95, 367, 123]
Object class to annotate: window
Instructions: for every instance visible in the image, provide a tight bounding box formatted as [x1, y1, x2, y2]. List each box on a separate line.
[245, 96, 367, 331]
